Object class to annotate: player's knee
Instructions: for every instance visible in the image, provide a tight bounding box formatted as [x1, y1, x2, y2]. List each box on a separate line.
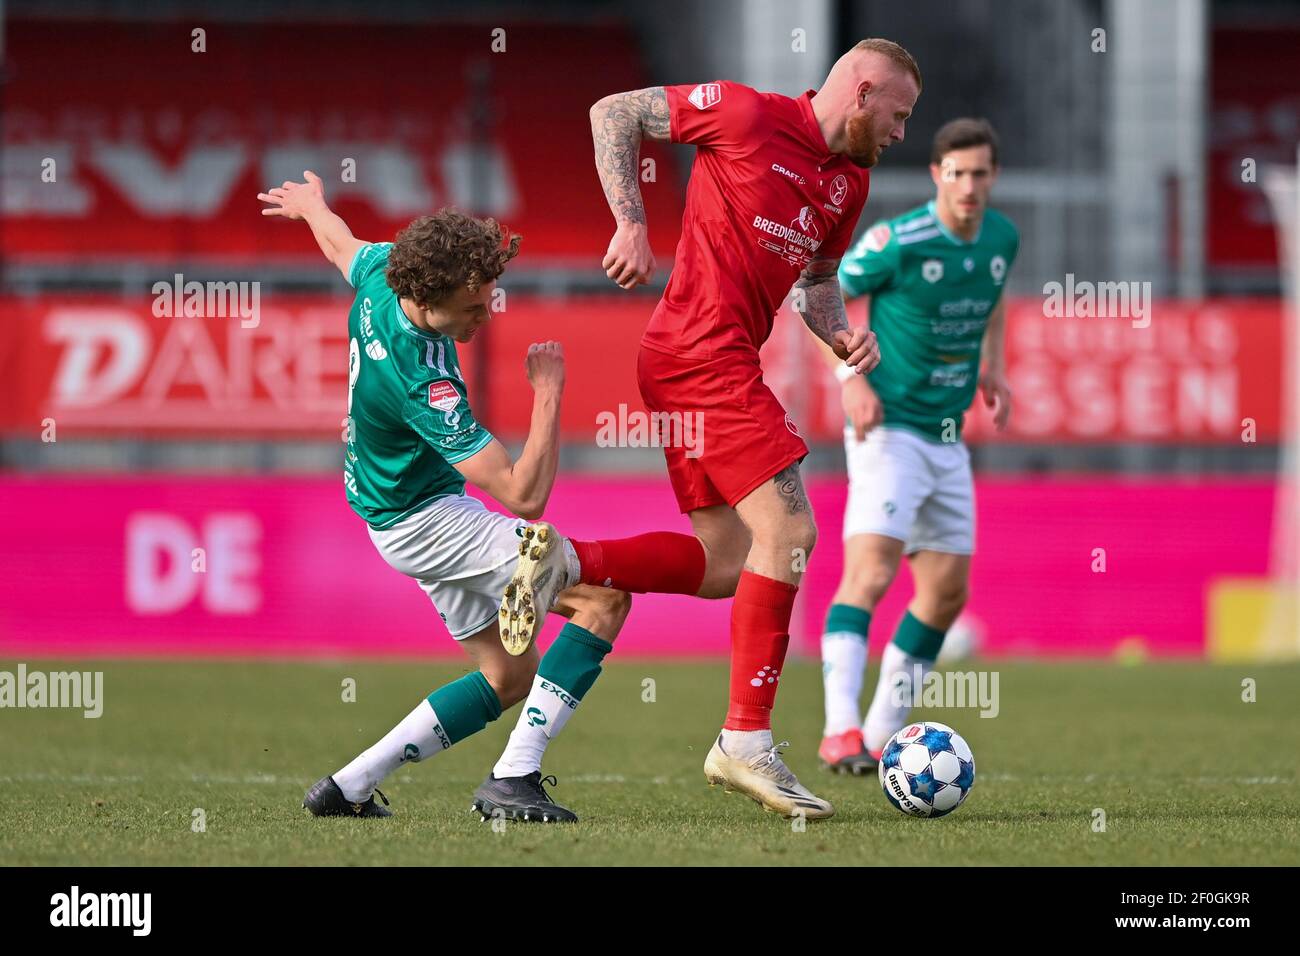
[755, 512, 817, 558]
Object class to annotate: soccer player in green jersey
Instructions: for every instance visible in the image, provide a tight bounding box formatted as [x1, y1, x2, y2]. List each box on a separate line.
[259, 172, 630, 822]
[813, 120, 1019, 773]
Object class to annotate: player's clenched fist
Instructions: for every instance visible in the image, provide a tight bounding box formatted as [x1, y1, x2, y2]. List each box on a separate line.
[831, 326, 880, 375]
[602, 222, 657, 290]
[258, 170, 327, 220]
[526, 341, 565, 395]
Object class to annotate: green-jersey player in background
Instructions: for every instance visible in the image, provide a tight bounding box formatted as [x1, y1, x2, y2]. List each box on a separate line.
[813, 120, 1019, 773]
[259, 172, 629, 823]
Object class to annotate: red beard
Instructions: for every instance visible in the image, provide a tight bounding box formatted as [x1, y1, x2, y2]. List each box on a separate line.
[845, 112, 881, 168]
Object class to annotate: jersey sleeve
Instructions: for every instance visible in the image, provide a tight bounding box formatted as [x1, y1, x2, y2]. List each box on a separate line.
[347, 242, 393, 288]
[401, 377, 494, 465]
[665, 81, 763, 154]
[838, 220, 901, 299]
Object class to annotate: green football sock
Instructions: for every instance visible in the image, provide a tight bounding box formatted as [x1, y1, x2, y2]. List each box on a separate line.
[333, 671, 503, 802]
[493, 623, 613, 777]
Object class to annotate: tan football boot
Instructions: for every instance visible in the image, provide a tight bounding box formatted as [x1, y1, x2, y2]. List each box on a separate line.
[703, 735, 835, 820]
[499, 522, 568, 656]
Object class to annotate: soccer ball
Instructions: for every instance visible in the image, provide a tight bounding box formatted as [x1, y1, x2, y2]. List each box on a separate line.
[878, 721, 975, 818]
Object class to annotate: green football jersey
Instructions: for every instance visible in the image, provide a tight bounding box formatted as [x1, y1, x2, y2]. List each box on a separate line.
[838, 200, 1019, 442]
[343, 242, 494, 529]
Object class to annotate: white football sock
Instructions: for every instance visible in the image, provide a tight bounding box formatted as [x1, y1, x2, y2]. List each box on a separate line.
[863, 643, 933, 752]
[719, 727, 774, 759]
[822, 631, 867, 736]
[492, 674, 581, 778]
[333, 698, 450, 802]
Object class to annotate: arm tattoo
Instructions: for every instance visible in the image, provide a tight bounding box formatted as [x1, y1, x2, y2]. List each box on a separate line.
[793, 256, 849, 347]
[772, 464, 810, 516]
[590, 87, 669, 225]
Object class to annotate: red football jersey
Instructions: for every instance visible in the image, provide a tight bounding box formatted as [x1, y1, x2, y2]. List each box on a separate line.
[642, 81, 871, 359]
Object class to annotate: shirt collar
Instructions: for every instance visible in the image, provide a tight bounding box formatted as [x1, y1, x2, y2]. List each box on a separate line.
[927, 199, 983, 246]
[797, 89, 835, 163]
[395, 297, 441, 340]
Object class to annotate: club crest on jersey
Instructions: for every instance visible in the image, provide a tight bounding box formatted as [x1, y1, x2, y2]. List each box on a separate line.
[990, 255, 1007, 284]
[687, 82, 721, 110]
[427, 380, 459, 411]
[829, 174, 849, 207]
[863, 223, 891, 254]
[922, 259, 944, 283]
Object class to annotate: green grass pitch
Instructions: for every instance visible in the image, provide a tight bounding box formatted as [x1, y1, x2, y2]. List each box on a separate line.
[2, 658, 1298, 866]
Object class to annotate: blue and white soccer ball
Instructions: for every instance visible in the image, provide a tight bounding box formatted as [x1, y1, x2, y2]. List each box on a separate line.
[878, 721, 975, 818]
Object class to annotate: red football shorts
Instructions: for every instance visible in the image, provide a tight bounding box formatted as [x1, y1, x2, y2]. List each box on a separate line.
[636, 344, 809, 514]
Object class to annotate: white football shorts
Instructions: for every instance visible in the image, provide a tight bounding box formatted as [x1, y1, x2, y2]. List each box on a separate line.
[368, 493, 527, 639]
[842, 425, 975, 555]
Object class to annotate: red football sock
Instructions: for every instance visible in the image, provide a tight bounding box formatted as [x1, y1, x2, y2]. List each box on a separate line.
[570, 532, 706, 595]
[724, 571, 798, 731]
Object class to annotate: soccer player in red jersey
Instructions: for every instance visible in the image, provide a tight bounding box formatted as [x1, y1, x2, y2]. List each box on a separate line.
[501, 40, 921, 819]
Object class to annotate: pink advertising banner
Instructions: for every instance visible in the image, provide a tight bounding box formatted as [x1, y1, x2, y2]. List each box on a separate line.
[0, 476, 1274, 659]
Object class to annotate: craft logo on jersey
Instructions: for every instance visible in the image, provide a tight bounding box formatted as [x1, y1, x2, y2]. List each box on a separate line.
[771, 163, 806, 185]
[829, 173, 849, 207]
[687, 82, 721, 110]
[428, 380, 459, 411]
[922, 259, 944, 283]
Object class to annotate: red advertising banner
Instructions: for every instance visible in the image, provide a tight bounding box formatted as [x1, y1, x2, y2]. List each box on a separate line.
[0, 19, 683, 263]
[0, 296, 1282, 444]
[0, 476, 1271, 659]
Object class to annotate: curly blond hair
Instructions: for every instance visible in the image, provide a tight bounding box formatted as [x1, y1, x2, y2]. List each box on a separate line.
[386, 210, 521, 307]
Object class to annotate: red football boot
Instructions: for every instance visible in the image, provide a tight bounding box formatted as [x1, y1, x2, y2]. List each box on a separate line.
[818, 728, 878, 775]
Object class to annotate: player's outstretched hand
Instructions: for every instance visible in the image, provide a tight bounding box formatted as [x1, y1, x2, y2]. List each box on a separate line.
[980, 369, 1013, 431]
[842, 374, 883, 441]
[258, 170, 327, 221]
[526, 341, 565, 396]
[602, 222, 657, 290]
[831, 326, 880, 374]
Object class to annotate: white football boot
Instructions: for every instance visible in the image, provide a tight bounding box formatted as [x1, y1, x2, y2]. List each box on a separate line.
[703, 735, 835, 820]
[499, 522, 568, 656]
